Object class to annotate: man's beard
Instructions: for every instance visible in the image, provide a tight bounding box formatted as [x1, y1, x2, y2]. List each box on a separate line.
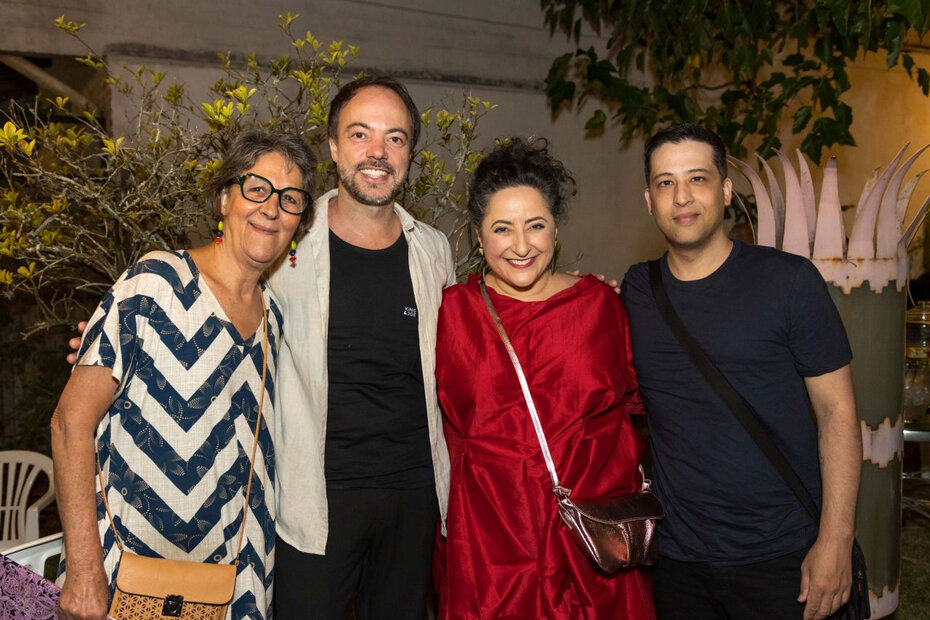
[337, 159, 406, 207]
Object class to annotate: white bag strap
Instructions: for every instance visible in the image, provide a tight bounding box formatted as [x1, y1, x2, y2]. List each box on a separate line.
[479, 278, 651, 497]
[478, 279, 566, 495]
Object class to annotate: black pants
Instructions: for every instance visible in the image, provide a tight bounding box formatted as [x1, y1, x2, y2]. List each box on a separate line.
[275, 486, 438, 620]
[653, 548, 810, 619]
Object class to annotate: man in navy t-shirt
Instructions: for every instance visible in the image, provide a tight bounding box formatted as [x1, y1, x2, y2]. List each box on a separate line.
[621, 124, 862, 620]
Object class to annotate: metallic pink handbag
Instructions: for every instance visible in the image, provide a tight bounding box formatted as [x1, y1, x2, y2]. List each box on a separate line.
[553, 474, 663, 572]
[480, 279, 664, 573]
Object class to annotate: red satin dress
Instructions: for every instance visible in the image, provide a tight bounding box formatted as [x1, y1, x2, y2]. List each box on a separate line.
[434, 274, 655, 619]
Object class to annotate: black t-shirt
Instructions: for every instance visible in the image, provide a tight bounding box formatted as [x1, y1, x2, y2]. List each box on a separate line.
[324, 230, 433, 488]
[621, 241, 852, 565]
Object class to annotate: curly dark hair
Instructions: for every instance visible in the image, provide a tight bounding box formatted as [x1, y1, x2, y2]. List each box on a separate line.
[205, 128, 317, 235]
[467, 137, 576, 230]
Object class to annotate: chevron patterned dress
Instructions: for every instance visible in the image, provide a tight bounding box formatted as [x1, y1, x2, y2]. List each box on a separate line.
[59, 250, 280, 619]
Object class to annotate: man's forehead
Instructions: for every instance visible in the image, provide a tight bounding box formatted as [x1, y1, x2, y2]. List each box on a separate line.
[650, 141, 716, 174]
[653, 139, 714, 159]
[338, 87, 410, 126]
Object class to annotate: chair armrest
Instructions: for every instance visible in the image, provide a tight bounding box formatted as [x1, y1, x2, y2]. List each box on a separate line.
[24, 487, 55, 542]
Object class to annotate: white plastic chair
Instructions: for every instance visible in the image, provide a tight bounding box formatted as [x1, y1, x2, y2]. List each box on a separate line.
[0, 450, 55, 551]
[2, 531, 63, 576]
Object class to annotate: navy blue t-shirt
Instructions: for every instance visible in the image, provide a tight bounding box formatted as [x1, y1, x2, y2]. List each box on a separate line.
[621, 241, 851, 565]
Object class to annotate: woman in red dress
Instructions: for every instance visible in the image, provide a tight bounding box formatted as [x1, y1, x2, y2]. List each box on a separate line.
[434, 138, 655, 619]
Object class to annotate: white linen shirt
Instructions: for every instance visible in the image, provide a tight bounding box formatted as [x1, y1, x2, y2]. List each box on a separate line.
[266, 188, 455, 554]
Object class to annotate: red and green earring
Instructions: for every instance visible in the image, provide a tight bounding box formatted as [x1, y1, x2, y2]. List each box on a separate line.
[289, 239, 297, 266]
[214, 221, 224, 243]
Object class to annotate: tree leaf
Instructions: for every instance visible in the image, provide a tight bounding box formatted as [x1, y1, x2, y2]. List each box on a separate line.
[793, 106, 813, 134]
[884, 19, 905, 67]
[585, 109, 607, 131]
[888, 0, 928, 35]
[919, 68, 930, 95]
[546, 81, 576, 112]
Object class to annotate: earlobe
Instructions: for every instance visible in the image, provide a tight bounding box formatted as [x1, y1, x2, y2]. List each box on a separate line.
[722, 178, 733, 205]
[219, 189, 230, 217]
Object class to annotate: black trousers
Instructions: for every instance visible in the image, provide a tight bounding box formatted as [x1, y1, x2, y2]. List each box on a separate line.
[653, 548, 810, 619]
[275, 486, 438, 620]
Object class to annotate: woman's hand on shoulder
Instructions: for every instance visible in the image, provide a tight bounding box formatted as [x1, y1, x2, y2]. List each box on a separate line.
[566, 269, 620, 294]
[57, 566, 110, 620]
[66, 321, 88, 365]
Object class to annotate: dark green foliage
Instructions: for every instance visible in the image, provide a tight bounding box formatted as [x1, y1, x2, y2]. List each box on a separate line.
[0, 298, 67, 453]
[542, 0, 930, 163]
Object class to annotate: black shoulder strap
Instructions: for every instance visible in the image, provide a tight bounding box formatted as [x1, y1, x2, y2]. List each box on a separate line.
[648, 259, 821, 523]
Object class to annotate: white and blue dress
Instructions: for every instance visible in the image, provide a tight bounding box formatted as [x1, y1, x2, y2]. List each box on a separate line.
[60, 250, 280, 619]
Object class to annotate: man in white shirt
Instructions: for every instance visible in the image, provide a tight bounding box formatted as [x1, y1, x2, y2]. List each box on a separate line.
[267, 77, 454, 619]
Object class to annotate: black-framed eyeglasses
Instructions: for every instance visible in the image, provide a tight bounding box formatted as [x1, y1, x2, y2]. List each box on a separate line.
[230, 173, 311, 215]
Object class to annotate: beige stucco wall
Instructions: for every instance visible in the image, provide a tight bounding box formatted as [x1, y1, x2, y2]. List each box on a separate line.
[2, 0, 929, 279]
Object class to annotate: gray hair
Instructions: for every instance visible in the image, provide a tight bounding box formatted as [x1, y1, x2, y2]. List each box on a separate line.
[205, 129, 317, 234]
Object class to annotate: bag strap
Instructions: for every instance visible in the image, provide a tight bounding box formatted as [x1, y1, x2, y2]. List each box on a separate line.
[648, 259, 821, 523]
[479, 278, 567, 495]
[97, 291, 270, 565]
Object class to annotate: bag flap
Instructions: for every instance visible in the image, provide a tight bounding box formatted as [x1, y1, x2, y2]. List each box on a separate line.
[567, 491, 665, 524]
[114, 552, 236, 605]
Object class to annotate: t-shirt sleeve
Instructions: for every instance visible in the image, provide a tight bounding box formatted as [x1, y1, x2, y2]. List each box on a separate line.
[788, 259, 852, 376]
[619, 263, 649, 309]
[75, 272, 138, 387]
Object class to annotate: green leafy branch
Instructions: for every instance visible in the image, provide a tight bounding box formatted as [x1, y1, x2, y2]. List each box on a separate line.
[409, 95, 497, 275]
[1, 13, 495, 336]
[542, 0, 930, 163]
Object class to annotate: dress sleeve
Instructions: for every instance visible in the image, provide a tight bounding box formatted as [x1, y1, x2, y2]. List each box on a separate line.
[75, 270, 139, 388]
[618, 298, 647, 416]
[608, 281, 647, 416]
[787, 259, 852, 376]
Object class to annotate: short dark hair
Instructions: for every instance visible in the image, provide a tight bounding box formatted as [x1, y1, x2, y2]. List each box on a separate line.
[467, 137, 576, 229]
[327, 76, 421, 151]
[643, 123, 728, 184]
[206, 128, 317, 235]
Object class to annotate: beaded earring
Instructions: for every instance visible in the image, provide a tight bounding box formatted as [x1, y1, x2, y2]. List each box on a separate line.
[214, 221, 224, 243]
[288, 239, 297, 266]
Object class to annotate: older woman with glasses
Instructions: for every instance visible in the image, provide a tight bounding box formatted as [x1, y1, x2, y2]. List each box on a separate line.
[52, 129, 315, 619]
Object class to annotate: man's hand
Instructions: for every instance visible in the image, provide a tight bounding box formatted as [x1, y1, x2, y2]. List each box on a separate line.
[66, 321, 88, 365]
[798, 535, 852, 620]
[800, 365, 859, 619]
[57, 566, 110, 620]
[566, 270, 620, 294]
